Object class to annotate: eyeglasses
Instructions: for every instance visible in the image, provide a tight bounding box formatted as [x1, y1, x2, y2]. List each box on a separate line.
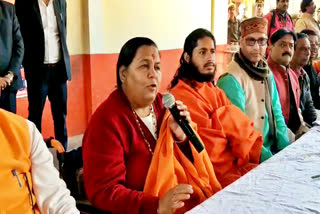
[245, 38, 268, 46]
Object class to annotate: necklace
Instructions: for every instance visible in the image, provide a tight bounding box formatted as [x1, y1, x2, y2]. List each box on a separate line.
[131, 105, 157, 155]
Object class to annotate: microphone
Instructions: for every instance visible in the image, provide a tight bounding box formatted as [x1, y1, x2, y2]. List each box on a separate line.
[162, 93, 204, 153]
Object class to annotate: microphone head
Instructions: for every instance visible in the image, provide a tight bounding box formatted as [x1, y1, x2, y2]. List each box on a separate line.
[162, 93, 175, 109]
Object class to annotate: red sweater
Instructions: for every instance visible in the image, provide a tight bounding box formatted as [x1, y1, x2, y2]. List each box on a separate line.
[82, 89, 165, 214]
[265, 10, 294, 41]
[267, 57, 300, 124]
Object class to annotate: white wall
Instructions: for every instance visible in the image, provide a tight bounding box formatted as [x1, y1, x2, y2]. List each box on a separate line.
[213, 1, 228, 45]
[87, 0, 212, 54]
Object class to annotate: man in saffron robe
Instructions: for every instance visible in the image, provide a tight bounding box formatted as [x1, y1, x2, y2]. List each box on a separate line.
[218, 17, 290, 163]
[169, 28, 263, 188]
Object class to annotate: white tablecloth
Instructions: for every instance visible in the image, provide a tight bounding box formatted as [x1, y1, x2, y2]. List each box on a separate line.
[187, 126, 320, 214]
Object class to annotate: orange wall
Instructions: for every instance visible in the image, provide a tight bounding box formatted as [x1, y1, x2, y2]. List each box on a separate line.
[16, 45, 227, 138]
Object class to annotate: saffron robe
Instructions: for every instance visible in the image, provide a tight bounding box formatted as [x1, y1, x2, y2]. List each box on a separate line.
[171, 80, 263, 187]
[82, 89, 165, 214]
[144, 111, 222, 213]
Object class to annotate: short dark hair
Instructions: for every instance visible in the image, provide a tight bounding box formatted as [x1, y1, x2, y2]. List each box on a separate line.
[295, 33, 309, 49]
[116, 37, 158, 88]
[301, 0, 313, 13]
[300, 29, 318, 36]
[270, 28, 297, 45]
[170, 28, 216, 89]
[296, 32, 309, 40]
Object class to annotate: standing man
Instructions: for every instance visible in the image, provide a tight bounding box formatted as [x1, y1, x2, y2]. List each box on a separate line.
[0, 0, 24, 113]
[264, 0, 294, 42]
[228, 3, 241, 44]
[290, 33, 318, 125]
[267, 29, 309, 138]
[15, 0, 71, 152]
[295, 0, 320, 35]
[217, 17, 290, 162]
[254, 0, 265, 17]
[169, 28, 263, 187]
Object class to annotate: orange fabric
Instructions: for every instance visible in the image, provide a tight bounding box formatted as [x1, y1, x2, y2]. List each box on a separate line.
[171, 80, 263, 187]
[0, 110, 40, 214]
[144, 111, 222, 213]
[312, 60, 320, 75]
[51, 139, 65, 154]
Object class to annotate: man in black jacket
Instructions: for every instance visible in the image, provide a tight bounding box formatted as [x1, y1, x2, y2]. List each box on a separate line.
[290, 33, 318, 126]
[15, 0, 71, 151]
[0, 1, 24, 113]
[301, 29, 320, 110]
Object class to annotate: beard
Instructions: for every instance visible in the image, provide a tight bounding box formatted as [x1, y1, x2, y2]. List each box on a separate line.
[183, 62, 215, 83]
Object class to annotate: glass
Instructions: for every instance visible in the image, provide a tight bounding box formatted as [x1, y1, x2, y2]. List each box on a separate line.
[245, 38, 268, 46]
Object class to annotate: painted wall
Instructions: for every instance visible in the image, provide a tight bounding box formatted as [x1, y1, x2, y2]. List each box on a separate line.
[213, 0, 228, 45]
[16, 0, 230, 139]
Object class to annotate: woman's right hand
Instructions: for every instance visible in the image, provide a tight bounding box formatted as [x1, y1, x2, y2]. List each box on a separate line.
[158, 184, 193, 214]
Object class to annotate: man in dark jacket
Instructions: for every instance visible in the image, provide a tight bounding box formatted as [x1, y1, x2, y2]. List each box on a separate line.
[0, 1, 24, 113]
[301, 29, 320, 110]
[290, 33, 318, 126]
[15, 0, 71, 151]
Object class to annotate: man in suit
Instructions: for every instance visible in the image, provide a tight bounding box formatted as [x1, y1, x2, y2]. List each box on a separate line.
[15, 0, 71, 152]
[0, 0, 24, 113]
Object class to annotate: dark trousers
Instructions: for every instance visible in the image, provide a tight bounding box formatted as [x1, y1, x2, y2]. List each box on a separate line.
[27, 62, 68, 150]
[0, 88, 17, 113]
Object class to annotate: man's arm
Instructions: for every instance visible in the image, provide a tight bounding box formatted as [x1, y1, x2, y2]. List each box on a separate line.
[8, 8, 24, 77]
[301, 74, 318, 125]
[217, 74, 246, 112]
[27, 120, 79, 214]
[269, 73, 290, 149]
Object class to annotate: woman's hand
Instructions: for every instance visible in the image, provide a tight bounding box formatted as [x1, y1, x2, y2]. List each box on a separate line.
[158, 184, 193, 214]
[169, 101, 191, 141]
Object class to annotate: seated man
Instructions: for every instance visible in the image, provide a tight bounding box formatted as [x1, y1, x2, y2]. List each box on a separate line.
[0, 108, 79, 213]
[301, 29, 320, 110]
[169, 28, 263, 187]
[290, 33, 317, 126]
[217, 17, 289, 162]
[267, 28, 309, 138]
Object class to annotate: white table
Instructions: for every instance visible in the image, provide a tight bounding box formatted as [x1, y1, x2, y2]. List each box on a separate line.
[187, 126, 320, 214]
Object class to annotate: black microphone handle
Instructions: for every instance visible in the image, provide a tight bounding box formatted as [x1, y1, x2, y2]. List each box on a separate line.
[169, 106, 204, 153]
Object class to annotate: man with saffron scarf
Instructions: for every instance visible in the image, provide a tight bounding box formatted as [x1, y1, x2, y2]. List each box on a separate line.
[169, 28, 263, 188]
[0, 109, 79, 213]
[218, 17, 290, 163]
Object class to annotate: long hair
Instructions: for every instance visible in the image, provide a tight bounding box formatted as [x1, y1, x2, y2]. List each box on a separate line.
[116, 37, 158, 88]
[169, 28, 216, 89]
